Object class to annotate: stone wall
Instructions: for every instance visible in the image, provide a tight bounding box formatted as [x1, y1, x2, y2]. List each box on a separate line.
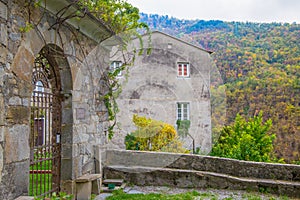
[104, 150, 300, 197]
[0, 0, 111, 199]
[105, 150, 300, 182]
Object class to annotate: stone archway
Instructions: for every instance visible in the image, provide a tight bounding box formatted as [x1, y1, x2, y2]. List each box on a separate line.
[29, 44, 73, 197]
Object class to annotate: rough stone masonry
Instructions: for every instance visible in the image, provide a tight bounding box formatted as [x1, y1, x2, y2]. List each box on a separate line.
[0, 0, 114, 199]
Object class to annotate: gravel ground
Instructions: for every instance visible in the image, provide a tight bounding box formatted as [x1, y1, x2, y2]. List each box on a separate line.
[96, 185, 299, 200]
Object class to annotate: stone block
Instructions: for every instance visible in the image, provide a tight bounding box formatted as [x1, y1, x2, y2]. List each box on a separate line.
[60, 180, 75, 196]
[5, 124, 30, 163]
[19, 81, 31, 97]
[62, 108, 73, 124]
[0, 23, 7, 46]
[73, 156, 83, 178]
[61, 158, 73, 180]
[82, 158, 94, 174]
[72, 90, 82, 102]
[76, 181, 92, 200]
[61, 144, 73, 159]
[0, 1, 7, 20]
[13, 161, 29, 195]
[9, 33, 21, 42]
[7, 106, 30, 124]
[0, 95, 4, 126]
[94, 145, 106, 174]
[22, 98, 29, 106]
[0, 126, 5, 142]
[0, 144, 3, 183]
[61, 123, 73, 144]
[11, 46, 34, 82]
[0, 45, 8, 64]
[8, 96, 22, 105]
[26, 29, 44, 55]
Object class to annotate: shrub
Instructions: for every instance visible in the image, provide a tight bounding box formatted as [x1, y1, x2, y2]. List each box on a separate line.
[210, 112, 276, 162]
[125, 115, 188, 153]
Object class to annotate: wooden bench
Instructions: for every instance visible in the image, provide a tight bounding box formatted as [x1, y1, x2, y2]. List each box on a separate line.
[75, 174, 102, 200]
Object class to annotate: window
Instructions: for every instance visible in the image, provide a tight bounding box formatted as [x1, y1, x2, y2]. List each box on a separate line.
[110, 61, 123, 77]
[33, 80, 44, 97]
[177, 103, 190, 120]
[177, 62, 190, 77]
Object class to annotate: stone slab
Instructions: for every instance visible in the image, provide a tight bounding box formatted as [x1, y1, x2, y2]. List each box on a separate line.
[0, 23, 7, 46]
[0, 145, 3, 183]
[14, 196, 34, 200]
[102, 179, 124, 185]
[76, 173, 102, 182]
[0, 1, 7, 20]
[76, 181, 92, 200]
[5, 124, 30, 163]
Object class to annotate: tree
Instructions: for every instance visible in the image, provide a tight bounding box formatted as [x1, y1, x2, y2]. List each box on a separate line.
[210, 112, 276, 162]
[78, 0, 148, 34]
[125, 115, 188, 153]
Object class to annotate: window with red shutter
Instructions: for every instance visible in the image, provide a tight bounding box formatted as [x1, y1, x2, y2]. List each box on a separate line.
[177, 62, 190, 77]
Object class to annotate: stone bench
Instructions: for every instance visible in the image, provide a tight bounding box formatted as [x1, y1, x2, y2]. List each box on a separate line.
[14, 197, 34, 200]
[75, 174, 102, 200]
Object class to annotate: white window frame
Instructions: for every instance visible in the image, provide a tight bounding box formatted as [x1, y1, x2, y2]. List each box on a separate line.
[110, 61, 123, 77]
[177, 102, 190, 120]
[177, 62, 190, 78]
[34, 80, 45, 97]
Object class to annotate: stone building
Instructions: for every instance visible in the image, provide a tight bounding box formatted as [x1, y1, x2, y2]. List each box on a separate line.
[109, 31, 213, 153]
[0, 0, 115, 199]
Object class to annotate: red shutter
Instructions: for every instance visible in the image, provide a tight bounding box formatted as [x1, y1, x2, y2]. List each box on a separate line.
[178, 64, 182, 76]
[184, 64, 187, 76]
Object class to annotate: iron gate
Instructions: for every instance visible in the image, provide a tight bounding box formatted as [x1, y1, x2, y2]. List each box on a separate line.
[30, 54, 62, 197]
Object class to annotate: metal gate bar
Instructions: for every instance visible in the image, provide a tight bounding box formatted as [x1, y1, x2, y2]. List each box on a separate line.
[29, 55, 61, 197]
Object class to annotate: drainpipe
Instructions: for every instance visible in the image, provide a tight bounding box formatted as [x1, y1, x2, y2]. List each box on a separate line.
[187, 133, 195, 154]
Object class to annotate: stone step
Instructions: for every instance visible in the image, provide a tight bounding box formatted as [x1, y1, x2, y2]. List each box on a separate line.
[102, 179, 124, 186]
[101, 183, 127, 193]
[101, 179, 126, 193]
[104, 165, 300, 198]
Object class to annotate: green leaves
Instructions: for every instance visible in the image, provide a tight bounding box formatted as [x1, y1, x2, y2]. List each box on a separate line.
[210, 112, 276, 162]
[78, 0, 147, 34]
[176, 120, 191, 137]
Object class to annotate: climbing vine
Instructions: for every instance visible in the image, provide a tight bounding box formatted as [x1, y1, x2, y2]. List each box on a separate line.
[22, 0, 150, 139]
[176, 119, 191, 137]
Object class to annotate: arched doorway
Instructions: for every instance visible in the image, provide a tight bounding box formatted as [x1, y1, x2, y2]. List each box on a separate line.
[29, 47, 63, 197]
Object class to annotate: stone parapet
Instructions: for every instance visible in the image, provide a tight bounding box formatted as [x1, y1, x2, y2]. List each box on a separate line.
[105, 149, 300, 182]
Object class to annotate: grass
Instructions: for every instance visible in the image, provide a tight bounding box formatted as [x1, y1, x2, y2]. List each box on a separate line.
[29, 153, 53, 196]
[106, 189, 292, 200]
[106, 190, 200, 200]
[29, 172, 52, 196]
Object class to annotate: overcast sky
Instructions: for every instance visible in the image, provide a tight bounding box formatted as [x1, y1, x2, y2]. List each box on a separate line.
[126, 0, 300, 23]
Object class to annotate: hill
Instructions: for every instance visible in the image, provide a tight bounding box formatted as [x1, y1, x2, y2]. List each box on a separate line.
[139, 13, 300, 162]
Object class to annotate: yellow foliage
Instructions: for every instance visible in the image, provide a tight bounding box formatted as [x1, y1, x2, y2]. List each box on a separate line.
[128, 115, 188, 153]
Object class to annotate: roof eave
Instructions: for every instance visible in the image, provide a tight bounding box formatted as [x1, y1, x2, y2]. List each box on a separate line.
[41, 0, 114, 43]
[150, 31, 214, 54]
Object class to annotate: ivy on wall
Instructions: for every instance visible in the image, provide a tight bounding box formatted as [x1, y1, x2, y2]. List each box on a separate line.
[23, 0, 150, 139]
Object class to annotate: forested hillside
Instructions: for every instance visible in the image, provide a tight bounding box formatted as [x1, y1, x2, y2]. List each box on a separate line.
[139, 13, 300, 162]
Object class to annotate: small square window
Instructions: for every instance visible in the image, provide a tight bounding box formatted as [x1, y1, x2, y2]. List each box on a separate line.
[110, 61, 123, 77]
[177, 62, 190, 77]
[177, 102, 190, 120]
